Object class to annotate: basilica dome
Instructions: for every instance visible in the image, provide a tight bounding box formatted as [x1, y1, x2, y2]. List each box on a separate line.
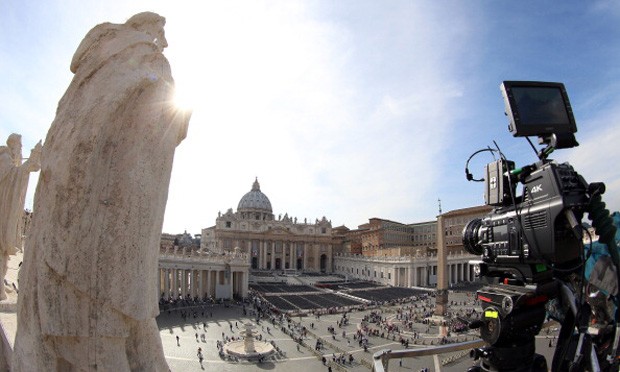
[238, 178, 273, 214]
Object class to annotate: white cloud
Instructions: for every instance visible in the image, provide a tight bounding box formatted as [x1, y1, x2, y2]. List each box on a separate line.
[159, 2, 477, 232]
[565, 107, 620, 214]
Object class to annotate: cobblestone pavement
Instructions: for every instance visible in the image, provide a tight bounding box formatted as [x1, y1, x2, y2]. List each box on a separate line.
[158, 291, 560, 372]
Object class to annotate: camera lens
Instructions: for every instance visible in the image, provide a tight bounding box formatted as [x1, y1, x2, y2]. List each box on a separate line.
[462, 218, 484, 255]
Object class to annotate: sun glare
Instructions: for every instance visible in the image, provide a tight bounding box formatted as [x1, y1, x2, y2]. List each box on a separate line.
[173, 86, 196, 112]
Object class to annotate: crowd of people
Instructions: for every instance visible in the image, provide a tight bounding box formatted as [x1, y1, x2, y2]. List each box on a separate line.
[160, 285, 486, 370]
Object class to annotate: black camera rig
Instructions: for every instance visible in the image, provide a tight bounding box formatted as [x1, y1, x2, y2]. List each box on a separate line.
[461, 81, 620, 371]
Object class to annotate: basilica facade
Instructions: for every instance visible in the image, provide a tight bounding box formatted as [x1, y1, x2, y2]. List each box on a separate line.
[158, 179, 491, 300]
[201, 179, 335, 272]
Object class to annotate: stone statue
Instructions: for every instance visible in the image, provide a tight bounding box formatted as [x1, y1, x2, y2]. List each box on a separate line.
[0, 134, 41, 301]
[13, 12, 190, 371]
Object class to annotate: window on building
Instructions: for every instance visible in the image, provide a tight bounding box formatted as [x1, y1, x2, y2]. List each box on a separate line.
[226, 221, 231, 228]
[388, 273, 391, 280]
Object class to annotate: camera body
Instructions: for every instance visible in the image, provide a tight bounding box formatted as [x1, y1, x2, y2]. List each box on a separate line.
[464, 158, 590, 282]
[462, 81, 587, 283]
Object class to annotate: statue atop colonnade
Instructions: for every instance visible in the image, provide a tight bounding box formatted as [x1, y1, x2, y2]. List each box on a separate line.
[0, 134, 41, 301]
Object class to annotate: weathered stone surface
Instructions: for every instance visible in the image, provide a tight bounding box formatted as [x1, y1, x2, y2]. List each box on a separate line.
[12, 12, 190, 371]
[0, 134, 41, 301]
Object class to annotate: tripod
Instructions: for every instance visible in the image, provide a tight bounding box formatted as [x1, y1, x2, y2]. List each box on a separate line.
[466, 283, 548, 372]
[466, 278, 615, 372]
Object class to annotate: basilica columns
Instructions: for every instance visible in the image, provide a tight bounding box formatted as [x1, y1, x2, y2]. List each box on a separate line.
[303, 242, 308, 269]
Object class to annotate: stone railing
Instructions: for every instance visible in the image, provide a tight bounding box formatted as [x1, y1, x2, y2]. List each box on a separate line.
[159, 247, 249, 265]
[334, 251, 478, 263]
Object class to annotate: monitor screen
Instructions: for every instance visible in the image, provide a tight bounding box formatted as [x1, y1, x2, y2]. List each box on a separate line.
[511, 86, 570, 126]
[501, 81, 576, 137]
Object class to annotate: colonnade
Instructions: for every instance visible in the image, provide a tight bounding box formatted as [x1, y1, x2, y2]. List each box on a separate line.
[334, 255, 477, 288]
[395, 261, 474, 286]
[447, 262, 475, 285]
[158, 267, 248, 300]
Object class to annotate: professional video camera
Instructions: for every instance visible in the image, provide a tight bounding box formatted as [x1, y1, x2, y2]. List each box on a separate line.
[461, 81, 620, 371]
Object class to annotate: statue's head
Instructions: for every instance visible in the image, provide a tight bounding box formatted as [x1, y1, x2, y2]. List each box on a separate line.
[6, 133, 22, 163]
[126, 12, 168, 52]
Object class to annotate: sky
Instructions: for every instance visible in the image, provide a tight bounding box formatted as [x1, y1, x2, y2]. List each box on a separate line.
[1, 1, 619, 235]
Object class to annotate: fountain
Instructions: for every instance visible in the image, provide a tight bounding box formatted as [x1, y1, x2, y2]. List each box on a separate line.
[224, 323, 276, 360]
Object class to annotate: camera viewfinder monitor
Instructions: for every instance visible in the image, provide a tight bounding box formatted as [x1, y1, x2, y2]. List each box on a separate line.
[501, 81, 577, 138]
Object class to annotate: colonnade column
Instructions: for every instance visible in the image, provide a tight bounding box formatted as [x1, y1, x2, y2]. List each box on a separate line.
[198, 270, 203, 297]
[452, 264, 456, 283]
[242, 271, 248, 297]
[194, 270, 200, 297]
[163, 268, 170, 298]
[190, 270, 195, 297]
[415, 267, 426, 286]
[229, 270, 234, 297]
[270, 242, 275, 270]
[405, 267, 410, 287]
[171, 269, 179, 298]
[192, 270, 197, 297]
[206, 269, 212, 298]
[180, 270, 186, 297]
[157, 269, 162, 297]
[188, 270, 194, 298]
[454, 264, 458, 284]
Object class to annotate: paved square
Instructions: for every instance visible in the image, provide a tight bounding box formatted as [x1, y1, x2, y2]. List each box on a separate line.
[158, 292, 560, 372]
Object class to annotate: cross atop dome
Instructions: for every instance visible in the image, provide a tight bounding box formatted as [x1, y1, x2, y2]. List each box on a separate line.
[252, 177, 260, 191]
